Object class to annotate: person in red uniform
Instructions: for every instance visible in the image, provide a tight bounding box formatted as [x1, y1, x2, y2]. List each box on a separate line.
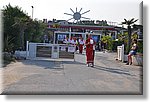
[85, 34, 95, 67]
[79, 37, 85, 54]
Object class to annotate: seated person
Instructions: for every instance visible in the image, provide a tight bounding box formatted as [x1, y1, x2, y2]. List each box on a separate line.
[126, 39, 138, 65]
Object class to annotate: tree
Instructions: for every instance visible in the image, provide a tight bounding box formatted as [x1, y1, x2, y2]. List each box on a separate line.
[12, 16, 32, 50]
[4, 35, 15, 52]
[30, 20, 47, 42]
[3, 4, 30, 51]
[102, 28, 109, 36]
[2, 4, 47, 51]
[101, 35, 112, 51]
[122, 18, 138, 53]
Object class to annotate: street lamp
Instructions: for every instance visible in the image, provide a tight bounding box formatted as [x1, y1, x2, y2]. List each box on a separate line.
[31, 6, 34, 19]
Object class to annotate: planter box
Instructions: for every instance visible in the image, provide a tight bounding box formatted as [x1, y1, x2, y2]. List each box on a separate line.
[132, 54, 143, 66]
[14, 51, 26, 59]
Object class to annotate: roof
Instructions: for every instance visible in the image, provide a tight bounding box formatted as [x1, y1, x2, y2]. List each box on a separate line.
[48, 24, 116, 31]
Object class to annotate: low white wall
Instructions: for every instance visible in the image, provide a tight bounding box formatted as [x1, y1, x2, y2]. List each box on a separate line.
[132, 55, 143, 66]
[14, 51, 26, 59]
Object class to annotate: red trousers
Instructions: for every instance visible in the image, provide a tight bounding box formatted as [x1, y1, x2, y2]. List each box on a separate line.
[79, 44, 83, 54]
[86, 48, 94, 64]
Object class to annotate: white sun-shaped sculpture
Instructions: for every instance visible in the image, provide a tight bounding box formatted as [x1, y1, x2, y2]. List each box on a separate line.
[64, 7, 90, 23]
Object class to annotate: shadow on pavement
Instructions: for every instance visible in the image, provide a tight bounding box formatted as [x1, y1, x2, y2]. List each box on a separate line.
[63, 60, 85, 65]
[18, 59, 86, 70]
[18, 60, 63, 69]
[92, 65, 134, 76]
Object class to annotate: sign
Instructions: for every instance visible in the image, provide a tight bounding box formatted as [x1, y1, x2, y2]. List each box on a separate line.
[52, 45, 59, 58]
[57, 34, 66, 41]
[92, 35, 99, 43]
[54, 46, 58, 52]
[60, 46, 66, 51]
[68, 46, 75, 52]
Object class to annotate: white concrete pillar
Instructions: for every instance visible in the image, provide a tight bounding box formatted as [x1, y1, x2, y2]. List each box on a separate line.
[121, 44, 124, 62]
[26, 41, 29, 58]
[51, 45, 59, 59]
[69, 27, 71, 39]
[53, 32, 56, 44]
[29, 43, 36, 59]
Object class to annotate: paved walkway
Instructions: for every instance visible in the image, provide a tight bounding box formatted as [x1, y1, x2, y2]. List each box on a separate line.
[1, 52, 142, 95]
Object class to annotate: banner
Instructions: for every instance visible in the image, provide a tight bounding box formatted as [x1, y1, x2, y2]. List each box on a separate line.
[68, 46, 75, 52]
[57, 34, 66, 41]
[60, 46, 66, 51]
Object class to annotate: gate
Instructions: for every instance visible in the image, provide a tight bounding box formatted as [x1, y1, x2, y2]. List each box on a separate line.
[27, 42, 75, 60]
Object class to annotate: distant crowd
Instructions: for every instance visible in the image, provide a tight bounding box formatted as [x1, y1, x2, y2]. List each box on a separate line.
[63, 34, 96, 67]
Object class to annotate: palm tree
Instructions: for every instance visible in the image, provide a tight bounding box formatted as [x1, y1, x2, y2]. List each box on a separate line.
[4, 35, 15, 52]
[12, 17, 31, 50]
[3, 4, 32, 51]
[122, 18, 138, 53]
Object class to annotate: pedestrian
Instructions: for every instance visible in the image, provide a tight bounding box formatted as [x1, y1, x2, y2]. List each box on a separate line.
[126, 39, 138, 65]
[101, 41, 105, 53]
[63, 37, 70, 44]
[98, 40, 101, 51]
[68, 37, 77, 52]
[85, 34, 95, 67]
[70, 37, 76, 45]
[78, 37, 85, 54]
[63, 37, 70, 52]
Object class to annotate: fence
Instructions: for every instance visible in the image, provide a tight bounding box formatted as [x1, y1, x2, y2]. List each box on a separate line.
[26, 42, 76, 60]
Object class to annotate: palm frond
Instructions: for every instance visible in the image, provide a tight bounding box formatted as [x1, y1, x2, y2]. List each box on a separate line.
[130, 18, 135, 23]
[121, 22, 126, 25]
[129, 18, 138, 24]
[133, 19, 138, 23]
[124, 19, 127, 22]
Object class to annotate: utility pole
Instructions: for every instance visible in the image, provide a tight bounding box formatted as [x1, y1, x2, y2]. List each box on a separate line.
[31, 6, 34, 19]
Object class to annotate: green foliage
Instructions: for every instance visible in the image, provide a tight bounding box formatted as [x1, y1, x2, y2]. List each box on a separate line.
[131, 33, 138, 40]
[118, 32, 128, 43]
[4, 35, 15, 52]
[2, 4, 47, 51]
[121, 18, 138, 53]
[117, 32, 128, 53]
[137, 41, 143, 53]
[3, 52, 16, 66]
[3, 4, 30, 50]
[111, 40, 122, 51]
[101, 35, 113, 51]
[117, 31, 143, 54]
[30, 20, 47, 42]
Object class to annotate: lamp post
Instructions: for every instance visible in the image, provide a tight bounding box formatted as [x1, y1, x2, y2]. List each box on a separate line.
[31, 6, 34, 19]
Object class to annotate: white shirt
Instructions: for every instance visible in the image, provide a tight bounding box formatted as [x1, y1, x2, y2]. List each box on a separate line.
[70, 40, 76, 45]
[79, 39, 85, 45]
[93, 45, 96, 50]
[90, 39, 94, 44]
[63, 39, 70, 44]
